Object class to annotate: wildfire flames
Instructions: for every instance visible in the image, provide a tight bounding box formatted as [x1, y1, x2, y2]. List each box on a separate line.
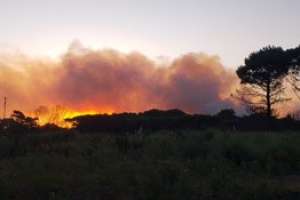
[29, 105, 112, 128]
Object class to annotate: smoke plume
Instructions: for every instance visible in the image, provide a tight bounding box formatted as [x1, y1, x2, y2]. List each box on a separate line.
[0, 41, 239, 120]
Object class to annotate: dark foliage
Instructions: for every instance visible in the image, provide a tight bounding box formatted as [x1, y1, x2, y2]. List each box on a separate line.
[0, 111, 38, 134]
[286, 45, 300, 96]
[0, 111, 67, 135]
[236, 46, 291, 117]
[66, 109, 300, 133]
[0, 130, 300, 199]
[0, 108, 300, 134]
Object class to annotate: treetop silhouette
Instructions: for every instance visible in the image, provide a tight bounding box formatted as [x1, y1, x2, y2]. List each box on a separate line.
[236, 46, 291, 117]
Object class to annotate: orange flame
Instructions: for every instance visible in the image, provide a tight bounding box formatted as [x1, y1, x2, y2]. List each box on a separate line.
[29, 105, 114, 128]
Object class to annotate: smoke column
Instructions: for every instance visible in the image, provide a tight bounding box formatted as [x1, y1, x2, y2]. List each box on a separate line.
[0, 41, 239, 120]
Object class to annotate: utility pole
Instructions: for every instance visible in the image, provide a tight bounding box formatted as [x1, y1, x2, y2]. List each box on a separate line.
[3, 97, 7, 119]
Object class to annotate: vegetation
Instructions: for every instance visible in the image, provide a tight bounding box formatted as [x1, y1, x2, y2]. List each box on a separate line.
[66, 108, 300, 133]
[236, 46, 291, 117]
[235, 45, 300, 117]
[0, 130, 300, 199]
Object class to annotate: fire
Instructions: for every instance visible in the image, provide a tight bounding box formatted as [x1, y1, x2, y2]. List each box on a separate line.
[30, 105, 114, 128]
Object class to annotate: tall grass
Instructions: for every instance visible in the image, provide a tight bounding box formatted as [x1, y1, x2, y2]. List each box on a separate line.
[0, 130, 299, 199]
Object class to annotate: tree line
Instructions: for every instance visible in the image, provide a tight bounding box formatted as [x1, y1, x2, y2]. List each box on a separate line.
[65, 109, 300, 133]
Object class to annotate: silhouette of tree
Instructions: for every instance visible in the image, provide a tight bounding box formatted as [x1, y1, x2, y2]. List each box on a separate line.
[236, 46, 290, 118]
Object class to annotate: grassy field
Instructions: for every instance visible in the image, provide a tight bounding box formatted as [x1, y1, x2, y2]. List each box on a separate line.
[0, 130, 300, 199]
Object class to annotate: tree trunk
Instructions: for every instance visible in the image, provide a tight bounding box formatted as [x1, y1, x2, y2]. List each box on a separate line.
[266, 81, 271, 118]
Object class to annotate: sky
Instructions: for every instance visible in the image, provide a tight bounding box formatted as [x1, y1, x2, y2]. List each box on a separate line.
[0, 0, 299, 68]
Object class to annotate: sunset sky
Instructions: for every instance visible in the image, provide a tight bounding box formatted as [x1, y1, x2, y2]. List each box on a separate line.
[0, 0, 299, 67]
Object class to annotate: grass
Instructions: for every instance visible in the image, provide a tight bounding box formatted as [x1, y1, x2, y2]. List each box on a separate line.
[0, 130, 300, 199]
